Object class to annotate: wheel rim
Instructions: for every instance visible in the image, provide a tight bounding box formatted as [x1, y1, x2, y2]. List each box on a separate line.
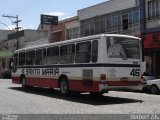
[151, 86, 158, 94]
[60, 81, 68, 94]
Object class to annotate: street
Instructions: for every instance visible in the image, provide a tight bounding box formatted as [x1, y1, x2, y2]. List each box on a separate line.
[0, 79, 160, 114]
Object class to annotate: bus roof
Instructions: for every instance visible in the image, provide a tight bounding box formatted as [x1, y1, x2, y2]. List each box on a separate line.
[15, 34, 141, 53]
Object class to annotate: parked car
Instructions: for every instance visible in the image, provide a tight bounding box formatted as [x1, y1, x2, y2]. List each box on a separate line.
[113, 76, 156, 92]
[127, 78, 146, 92]
[112, 75, 160, 94]
[0, 69, 12, 79]
[143, 76, 160, 95]
[143, 76, 156, 81]
[111, 78, 146, 92]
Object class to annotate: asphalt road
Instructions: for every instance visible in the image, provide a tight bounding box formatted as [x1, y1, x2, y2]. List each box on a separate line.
[0, 79, 160, 119]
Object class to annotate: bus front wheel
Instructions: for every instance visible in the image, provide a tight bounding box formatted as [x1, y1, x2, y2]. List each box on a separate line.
[59, 78, 69, 96]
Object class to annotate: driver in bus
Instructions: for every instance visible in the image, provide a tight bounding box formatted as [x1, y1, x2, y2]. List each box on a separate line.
[108, 37, 126, 58]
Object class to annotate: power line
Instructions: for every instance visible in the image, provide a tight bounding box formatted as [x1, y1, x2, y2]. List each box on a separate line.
[2, 14, 22, 49]
[0, 22, 10, 30]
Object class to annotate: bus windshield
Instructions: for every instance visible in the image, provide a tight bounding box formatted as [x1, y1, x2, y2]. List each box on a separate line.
[107, 36, 140, 59]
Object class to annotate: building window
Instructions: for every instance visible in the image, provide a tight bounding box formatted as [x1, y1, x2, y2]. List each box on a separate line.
[67, 27, 79, 39]
[100, 17, 106, 33]
[84, 22, 90, 36]
[106, 18, 112, 32]
[112, 16, 119, 30]
[122, 14, 129, 30]
[133, 11, 140, 23]
[148, 0, 160, 19]
[90, 20, 95, 35]
[80, 24, 85, 37]
[148, 1, 152, 19]
[95, 18, 100, 34]
[80, 7, 140, 36]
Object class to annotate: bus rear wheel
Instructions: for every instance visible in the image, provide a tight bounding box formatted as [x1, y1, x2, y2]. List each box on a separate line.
[59, 78, 69, 96]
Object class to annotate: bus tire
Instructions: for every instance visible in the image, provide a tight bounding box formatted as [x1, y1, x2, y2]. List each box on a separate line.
[59, 77, 69, 96]
[21, 76, 27, 89]
[150, 85, 160, 95]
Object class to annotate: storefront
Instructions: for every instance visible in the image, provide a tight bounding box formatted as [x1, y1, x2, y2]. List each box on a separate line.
[142, 32, 160, 78]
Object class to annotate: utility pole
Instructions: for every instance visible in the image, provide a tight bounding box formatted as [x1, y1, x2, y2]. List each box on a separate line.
[3, 15, 22, 49]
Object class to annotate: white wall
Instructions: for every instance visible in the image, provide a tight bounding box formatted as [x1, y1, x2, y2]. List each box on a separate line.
[65, 21, 80, 29]
[0, 30, 13, 41]
[24, 38, 49, 48]
[24, 30, 48, 42]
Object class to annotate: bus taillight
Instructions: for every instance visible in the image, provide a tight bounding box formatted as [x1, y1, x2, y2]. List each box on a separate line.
[100, 74, 106, 81]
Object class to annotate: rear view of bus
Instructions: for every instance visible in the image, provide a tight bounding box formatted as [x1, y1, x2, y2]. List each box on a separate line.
[11, 34, 145, 96]
[103, 35, 145, 90]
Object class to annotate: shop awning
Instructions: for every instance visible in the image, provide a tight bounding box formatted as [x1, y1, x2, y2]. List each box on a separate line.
[0, 50, 14, 59]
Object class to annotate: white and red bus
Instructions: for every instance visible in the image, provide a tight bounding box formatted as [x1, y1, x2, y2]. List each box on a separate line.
[12, 34, 145, 95]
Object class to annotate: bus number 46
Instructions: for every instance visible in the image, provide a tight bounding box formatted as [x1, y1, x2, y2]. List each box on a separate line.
[130, 69, 140, 76]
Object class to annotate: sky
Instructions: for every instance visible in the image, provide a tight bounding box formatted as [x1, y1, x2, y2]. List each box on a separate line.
[0, 0, 107, 30]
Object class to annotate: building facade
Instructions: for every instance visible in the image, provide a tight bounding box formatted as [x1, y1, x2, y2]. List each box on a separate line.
[78, 0, 140, 37]
[7, 30, 48, 49]
[140, 0, 160, 77]
[77, 0, 160, 77]
[49, 16, 80, 42]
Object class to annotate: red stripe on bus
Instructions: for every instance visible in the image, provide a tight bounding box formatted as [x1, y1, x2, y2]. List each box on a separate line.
[12, 77, 141, 92]
[106, 81, 141, 86]
[27, 78, 58, 88]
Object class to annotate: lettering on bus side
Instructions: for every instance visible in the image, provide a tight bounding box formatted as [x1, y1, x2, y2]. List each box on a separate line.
[25, 68, 59, 76]
[42, 68, 59, 76]
[26, 68, 41, 76]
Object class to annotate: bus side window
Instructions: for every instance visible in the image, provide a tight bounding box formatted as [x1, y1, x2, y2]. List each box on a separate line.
[19, 52, 25, 66]
[60, 44, 75, 64]
[47, 46, 59, 64]
[35, 49, 46, 65]
[92, 40, 98, 62]
[26, 50, 35, 65]
[76, 41, 91, 63]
